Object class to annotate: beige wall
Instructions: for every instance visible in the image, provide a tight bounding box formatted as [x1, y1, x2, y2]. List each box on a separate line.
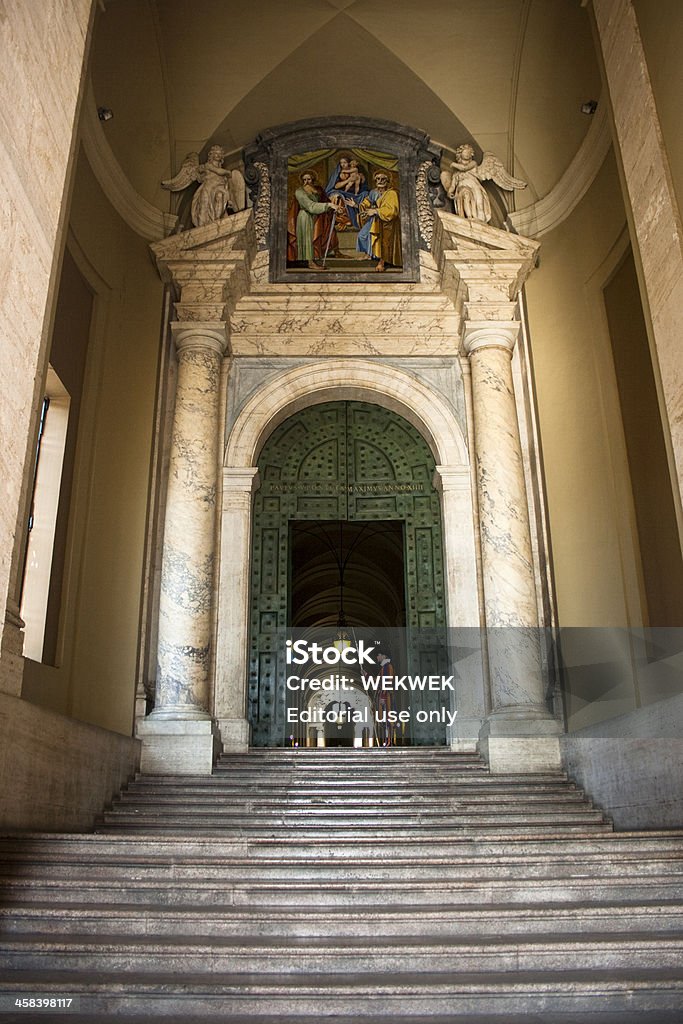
[0, 1, 94, 695]
[633, 0, 683, 215]
[526, 141, 683, 728]
[0, 692, 139, 832]
[526, 150, 639, 629]
[22, 150, 164, 737]
[603, 249, 683, 627]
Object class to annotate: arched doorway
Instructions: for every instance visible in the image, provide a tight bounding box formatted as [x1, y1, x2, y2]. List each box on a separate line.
[248, 401, 448, 747]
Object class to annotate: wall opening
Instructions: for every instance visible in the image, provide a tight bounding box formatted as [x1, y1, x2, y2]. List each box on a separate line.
[20, 370, 70, 662]
[603, 247, 683, 627]
[290, 520, 406, 629]
[20, 247, 94, 668]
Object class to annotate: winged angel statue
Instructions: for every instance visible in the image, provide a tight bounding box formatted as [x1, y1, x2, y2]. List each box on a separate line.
[162, 145, 247, 228]
[440, 144, 527, 223]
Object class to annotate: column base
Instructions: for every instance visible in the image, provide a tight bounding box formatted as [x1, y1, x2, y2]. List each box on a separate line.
[217, 717, 250, 752]
[450, 738, 479, 753]
[449, 715, 483, 753]
[137, 718, 221, 775]
[479, 714, 562, 774]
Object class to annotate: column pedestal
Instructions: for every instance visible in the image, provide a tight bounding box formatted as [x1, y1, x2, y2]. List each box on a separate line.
[480, 715, 562, 773]
[216, 716, 250, 753]
[137, 718, 222, 775]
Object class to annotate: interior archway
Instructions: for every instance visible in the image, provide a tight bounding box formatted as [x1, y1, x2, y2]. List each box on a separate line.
[248, 400, 449, 747]
[290, 520, 406, 630]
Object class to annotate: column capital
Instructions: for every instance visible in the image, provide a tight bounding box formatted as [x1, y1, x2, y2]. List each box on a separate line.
[171, 321, 228, 357]
[432, 211, 540, 321]
[433, 465, 471, 493]
[462, 322, 521, 358]
[223, 468, 260, 507]
[150, 211, 254, 324]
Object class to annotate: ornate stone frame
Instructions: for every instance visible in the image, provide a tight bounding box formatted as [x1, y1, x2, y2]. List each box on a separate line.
[244, 116, 441, 285]
[215, 359, 483, 753]
[146, 205, 562, 773]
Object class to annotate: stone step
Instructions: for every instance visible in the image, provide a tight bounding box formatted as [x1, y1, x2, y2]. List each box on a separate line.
[120, 772, 581, 788]
[3, 1013, 681, 1024]
[8, 850, 680, 882]
[114, 789, 591, 807]
[212, 765, 490, 772]
[3, 831, 681, 858]
[214, 757, 488, 765]
[2, 747, 681, 1022]
[98, 814, 613, 834]
[212, 768, 493, 774]
[0, 969, 682, 1018]
[3, 852, 682, 883]
[3, 931, 683, 975]
[120, 780, 579, 796]
[214, 764, 489, 770]
[103, 803, 603, 823]
[211, 768, 491, 775]
[213, 760, 488, 769]
[2, 874, 680, 908]
[207, 773, 565, 785]
[214, 753, 485, 763]
[222, 749, 483, 757]
[3, 900, 683, 940]
[215, 752, 486, 763]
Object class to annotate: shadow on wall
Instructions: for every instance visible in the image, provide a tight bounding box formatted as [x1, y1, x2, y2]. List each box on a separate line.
[0, 692, 140, 833]
[559, 629, 683, 829]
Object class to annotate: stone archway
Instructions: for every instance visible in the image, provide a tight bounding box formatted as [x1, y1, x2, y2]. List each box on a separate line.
[224, 359, 469, 468]
[248, 400, 449, 747]
[215, 359, 482, 752]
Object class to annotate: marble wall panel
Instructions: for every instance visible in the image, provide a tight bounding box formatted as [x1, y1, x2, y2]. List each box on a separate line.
[225, 357, 467, 444]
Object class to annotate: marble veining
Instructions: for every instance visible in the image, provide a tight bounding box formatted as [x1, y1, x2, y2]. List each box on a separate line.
[467, 333, 549, 717]
[159, 547, 214, 616]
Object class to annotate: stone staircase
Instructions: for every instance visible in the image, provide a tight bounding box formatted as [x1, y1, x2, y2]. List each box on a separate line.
[1, 747, 683, 1021]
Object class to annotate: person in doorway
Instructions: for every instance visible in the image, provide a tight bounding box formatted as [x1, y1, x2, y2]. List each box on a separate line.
[375, 648, 395, 746]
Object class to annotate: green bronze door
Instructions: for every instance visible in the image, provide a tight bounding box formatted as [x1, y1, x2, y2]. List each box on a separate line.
[248, 401, 448, 746]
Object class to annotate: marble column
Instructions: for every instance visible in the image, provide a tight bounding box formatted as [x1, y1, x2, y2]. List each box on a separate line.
[138, 322, 226, 774]
[464, 323, 560, 772]
[214, 467, 260, 751]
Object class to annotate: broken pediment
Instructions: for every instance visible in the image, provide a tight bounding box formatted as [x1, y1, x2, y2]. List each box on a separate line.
[432, 211, 540, 316]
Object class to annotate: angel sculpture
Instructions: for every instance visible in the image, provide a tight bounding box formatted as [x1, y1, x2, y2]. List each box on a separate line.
[161, 145, 247, 228]
[440, 144, 527, 224]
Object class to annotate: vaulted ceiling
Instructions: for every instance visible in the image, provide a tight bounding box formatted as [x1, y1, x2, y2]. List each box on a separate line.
[89, 0, 602, 219]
